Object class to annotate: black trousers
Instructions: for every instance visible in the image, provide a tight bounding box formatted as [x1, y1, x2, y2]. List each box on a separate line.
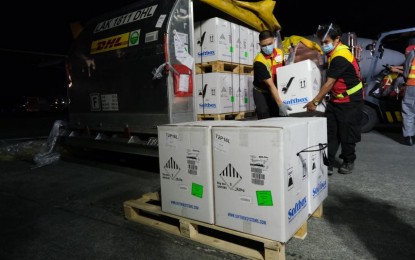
[253, 88, 279, 119]
[325, 101, 363, 164]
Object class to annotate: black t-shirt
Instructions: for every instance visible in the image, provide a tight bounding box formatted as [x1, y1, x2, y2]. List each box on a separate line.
[253, 61, 272, 91]
[327, 55, 362, 102]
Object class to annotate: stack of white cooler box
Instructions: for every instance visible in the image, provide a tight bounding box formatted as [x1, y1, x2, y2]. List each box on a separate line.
[158, 117, 328, 243]
[193, 17, 324, 116]
[194, 17, 258, 115]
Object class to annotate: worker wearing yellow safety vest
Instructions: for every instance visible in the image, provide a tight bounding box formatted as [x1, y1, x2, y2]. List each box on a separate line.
[391, 40, 415, 146]
[253, 30, 292, 119]
[304, 23, 363, 175]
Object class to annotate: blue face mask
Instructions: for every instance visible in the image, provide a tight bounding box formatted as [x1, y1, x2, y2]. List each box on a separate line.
[261, 44, 274, 55]
[322, 42, 334, 53]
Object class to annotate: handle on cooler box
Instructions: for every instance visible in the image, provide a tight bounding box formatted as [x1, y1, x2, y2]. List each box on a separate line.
[296, 143, 329, 166]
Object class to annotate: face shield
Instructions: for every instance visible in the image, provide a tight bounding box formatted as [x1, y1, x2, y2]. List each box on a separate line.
[274, 30, 282, 49]
[316, 23, 333, 42]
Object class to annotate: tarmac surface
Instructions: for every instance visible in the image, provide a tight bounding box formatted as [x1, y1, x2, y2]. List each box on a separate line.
[1, 113, 415, 260]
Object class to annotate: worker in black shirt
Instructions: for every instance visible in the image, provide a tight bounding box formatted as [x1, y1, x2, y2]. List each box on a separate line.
[304, 23, 363, 175]
[253, 30, 292, 119]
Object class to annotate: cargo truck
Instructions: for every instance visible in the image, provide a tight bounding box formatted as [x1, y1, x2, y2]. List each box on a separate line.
[61, 0, 415, 157]
[61, 0, 286, 157]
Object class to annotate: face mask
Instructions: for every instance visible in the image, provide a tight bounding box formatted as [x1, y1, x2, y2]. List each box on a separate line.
[322, 42, 334, 53]
[261, 44, 274, 55]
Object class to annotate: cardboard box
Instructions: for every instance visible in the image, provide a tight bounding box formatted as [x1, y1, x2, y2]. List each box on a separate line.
[234, 74, 249, 112]
[212, 120, 309, 242]
[158, 121, 243, 224]
[260, 117, 328, 215]
[195, 73, 236, 114]
[247, 75, 255, 112]
[194, 17, 233, 63]
[253, 31, 260, 60]
[235, 25, 250, 65]
[247, 29, 255, 65]
[277, 59, 325, 114]
[300, 117, 328, 215]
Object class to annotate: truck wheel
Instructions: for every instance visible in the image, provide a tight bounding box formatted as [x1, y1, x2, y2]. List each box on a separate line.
[361, 105, 379, 133]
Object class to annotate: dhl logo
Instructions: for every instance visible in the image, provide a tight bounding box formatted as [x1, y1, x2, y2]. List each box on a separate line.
[90, 33, 129, 54]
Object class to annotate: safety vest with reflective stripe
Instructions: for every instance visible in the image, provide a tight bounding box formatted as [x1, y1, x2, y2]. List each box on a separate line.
[254, 48, 284, 83]
[328, 44, 363, 101]
[406, 56, 415, 86]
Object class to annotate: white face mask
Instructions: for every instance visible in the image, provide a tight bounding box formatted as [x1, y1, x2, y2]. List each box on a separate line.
[322, 42, 335, 53]
[261, 44, 273, 55]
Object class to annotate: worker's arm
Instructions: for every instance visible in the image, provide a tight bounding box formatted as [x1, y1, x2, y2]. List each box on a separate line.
[303, 77, 336, 111]
[263, 78, 283, 106]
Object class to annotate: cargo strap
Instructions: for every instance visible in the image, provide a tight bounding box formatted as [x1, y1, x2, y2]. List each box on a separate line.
[334, 82, 363, 99]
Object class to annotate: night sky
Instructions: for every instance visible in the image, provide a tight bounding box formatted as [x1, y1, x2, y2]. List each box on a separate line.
[0, 0, 412, 109]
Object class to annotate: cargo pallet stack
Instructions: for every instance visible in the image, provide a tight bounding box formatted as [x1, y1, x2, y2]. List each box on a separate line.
[124, 117, 329, 260]
[194, 17, 258, 121]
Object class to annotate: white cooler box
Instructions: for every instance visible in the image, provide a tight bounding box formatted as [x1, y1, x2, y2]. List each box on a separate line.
[195, 73, 236, 114]
[260, 117, 328, 215]
[158, 121, 241, 224]
[212, 120, 309, 242]
[277, 59, 325, 114]
[194, 17, 233, 63]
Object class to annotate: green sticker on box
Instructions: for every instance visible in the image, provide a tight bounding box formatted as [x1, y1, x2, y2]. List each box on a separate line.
[244, 51, 248, 57]
[192, 183, 203, 198]
[244, 97, 248, 103]
[230, 46, 234, 52]
[256, 190, 273, 206]
[230, 96, 235, 102]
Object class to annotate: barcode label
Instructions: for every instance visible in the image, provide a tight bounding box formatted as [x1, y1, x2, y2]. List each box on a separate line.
[187, 160, 197, 175]
[251, 171, 265, 185]
[251, 167, 262, 174]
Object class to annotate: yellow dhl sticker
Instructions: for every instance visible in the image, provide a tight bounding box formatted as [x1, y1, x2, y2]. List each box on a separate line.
[90, 33, 130, 54]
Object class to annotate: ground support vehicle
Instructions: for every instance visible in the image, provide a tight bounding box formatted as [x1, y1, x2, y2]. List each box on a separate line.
[360, 28, 415, 132]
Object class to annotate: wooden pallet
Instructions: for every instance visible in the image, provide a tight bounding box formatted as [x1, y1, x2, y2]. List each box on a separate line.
[124, 193, 324, 259]
[124, 192, 290, 260]
[196, 61, 253, 75]
[239, 64, 254, 74]
[292, 204, 324, 240]
[197, 111, 256, 121]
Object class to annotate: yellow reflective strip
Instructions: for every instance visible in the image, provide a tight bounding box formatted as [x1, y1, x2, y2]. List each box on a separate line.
[385, 111, 394, 123]
[408, 74, 415, 79]
[335, 82, 363, 98]
[346, 82, 363, 95]
[395, 111, 402, 122]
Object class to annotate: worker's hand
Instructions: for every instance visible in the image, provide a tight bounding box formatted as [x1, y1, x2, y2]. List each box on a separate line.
[278, 103, 292, 116]
[303, 102, 317, 112]
[390, 66, 403, 74]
